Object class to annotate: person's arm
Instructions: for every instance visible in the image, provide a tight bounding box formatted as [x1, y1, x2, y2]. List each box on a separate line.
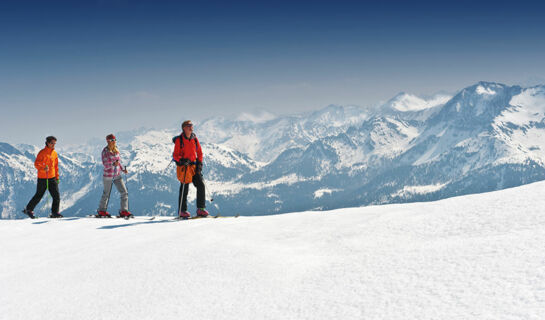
[34, 150, 46, 171]
[173, 137, 182, 163]
[55, 152, 59, 180]
[195, 138, 203, 174]
[196, 137, 203, 163]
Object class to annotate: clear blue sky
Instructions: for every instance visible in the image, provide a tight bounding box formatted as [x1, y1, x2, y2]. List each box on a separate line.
[1, 0, 544, 146]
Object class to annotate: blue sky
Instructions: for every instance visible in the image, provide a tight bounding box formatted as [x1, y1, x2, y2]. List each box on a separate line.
[1, 0, 544, 145]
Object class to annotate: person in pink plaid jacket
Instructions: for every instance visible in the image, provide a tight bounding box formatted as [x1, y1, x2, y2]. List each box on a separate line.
[96, 134, 131, 218]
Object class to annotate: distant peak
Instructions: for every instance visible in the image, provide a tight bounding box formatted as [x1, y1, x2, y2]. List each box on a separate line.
[383, 92, 451, 112]
[477, 80, 501, 86]
[235, 110, 277, 123]
[465, 81, 507, 94]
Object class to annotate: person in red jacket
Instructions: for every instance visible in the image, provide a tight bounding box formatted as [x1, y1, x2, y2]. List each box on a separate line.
[172, 120, 208, 219]
[22, 136, 62, 219]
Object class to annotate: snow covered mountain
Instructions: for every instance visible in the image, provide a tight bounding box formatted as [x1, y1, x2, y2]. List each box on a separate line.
[2, 81, 545, 219]
[2, 179, 544, 319]
[197, 104, 371, 162]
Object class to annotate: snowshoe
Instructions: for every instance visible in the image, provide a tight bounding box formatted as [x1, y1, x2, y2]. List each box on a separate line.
[119, 210, 134, 219]
[196, 208, 209, 217]
[178, 211, 190, 219]
[22, 209, 36, 219]
[49, 213, 64, 218]
[97, 211, 112, 218]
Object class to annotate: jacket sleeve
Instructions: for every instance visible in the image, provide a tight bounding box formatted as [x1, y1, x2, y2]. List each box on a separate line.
[34, 150, 46, 171]
[102, 149, 112, 170]
[55, 153, 59, 179]
[172, 138, 181, 162]
[196, 137, 203, 163]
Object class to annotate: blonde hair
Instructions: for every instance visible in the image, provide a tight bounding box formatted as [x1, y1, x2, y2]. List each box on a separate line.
[108, 143, 119, 154]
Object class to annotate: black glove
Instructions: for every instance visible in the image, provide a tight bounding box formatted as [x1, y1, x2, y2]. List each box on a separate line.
[196, 161, 203, 174]
[176, 158, 190, 166]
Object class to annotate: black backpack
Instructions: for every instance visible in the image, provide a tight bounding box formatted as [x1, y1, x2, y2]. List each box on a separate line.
[172, 133, 200, 149]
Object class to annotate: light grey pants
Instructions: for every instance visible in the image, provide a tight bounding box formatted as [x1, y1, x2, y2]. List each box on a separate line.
[98, 176, 128, 212]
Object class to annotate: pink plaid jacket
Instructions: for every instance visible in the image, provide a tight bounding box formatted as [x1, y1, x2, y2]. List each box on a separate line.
[101, 147, 122, 178]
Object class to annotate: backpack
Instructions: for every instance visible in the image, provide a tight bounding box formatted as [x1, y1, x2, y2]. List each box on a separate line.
[172, 133, 200, 149]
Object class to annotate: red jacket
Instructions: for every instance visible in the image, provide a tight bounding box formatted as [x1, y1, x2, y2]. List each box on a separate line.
[172, 133, 203, 163]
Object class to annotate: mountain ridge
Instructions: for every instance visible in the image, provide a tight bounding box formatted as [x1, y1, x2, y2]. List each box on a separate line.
[2, 81, 545, 218]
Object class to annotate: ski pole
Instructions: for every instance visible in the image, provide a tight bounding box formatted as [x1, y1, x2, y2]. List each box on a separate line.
[44, 176, 50, 215]
[104, 177, 115, 214]
[177, 163, 188, 216]
[103, 159, 118, 214]
[41, 166, 51, 216]
[201, 159, 220, 215]
[202, 159, 214, 202]
[121, 164, 130, 214]
[203, 179, 221, 214]
[165, 159, 174, 171]
[202, 177, 214, 202]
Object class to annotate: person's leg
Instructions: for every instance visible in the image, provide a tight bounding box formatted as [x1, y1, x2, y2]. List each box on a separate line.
[178, 183, 190, 212]
[193, 173, 206, 209]
[26, 179, 47, 212]
[98, 177, 114, 212]
[48, 178, 60, 214]
[113, 177, 129, 211]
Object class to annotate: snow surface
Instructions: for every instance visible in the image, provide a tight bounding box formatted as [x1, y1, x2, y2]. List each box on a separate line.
[499, 86, 545, 127]
[313, 188, 342, 198]
[476, 85, 496, 95]
[392, 183, 447, 197]
[2, 181, 545, 319]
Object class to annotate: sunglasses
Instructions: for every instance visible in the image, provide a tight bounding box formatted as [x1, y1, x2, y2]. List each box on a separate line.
[184, 124, 193, 128]
[108, 139, 116, 142]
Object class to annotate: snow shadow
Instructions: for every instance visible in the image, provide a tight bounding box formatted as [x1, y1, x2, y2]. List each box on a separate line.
[31, 217, 82, 224]
[97, 219, 175, 230]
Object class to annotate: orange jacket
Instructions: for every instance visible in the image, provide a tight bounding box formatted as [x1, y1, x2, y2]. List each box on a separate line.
[35, 147, 59, 179]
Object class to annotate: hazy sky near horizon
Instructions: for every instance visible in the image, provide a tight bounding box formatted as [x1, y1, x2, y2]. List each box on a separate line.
[1, 0, 544, 146]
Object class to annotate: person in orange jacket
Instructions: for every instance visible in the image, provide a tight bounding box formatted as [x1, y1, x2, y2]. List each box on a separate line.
[172, 120, 208, 219]
[22, 136, 62, 219]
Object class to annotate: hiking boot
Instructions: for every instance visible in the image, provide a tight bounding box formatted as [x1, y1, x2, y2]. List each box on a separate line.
[49, 213, 63, 218]
[97, 211, 111, 218]
[196, 208, 209, 217]
[22, 209, 36, 219]
[179, 211, 190, 219]
[119, 210, 133, 219]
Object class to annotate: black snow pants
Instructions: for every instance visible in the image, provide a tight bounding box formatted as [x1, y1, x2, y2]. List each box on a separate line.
[26, 178, 60, 214]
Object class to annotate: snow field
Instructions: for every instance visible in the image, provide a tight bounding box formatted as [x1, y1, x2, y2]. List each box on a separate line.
[1, 181, 545, 319]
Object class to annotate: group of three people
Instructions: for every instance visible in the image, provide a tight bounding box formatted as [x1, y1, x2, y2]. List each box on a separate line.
[22, 120, 209, 219]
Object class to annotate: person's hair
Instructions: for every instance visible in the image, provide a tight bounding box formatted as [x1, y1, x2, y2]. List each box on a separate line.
[45, 136, 57, 146]
[107, 143, 119, 154]
[105, 134, 119, 153]
[182, 120, 192, 128]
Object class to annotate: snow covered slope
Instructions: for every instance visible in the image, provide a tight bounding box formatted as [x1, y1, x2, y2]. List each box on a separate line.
[1, 181, 544, 319]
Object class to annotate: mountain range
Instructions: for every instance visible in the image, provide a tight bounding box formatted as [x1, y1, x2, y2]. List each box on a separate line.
[2, 81, 545, 219]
